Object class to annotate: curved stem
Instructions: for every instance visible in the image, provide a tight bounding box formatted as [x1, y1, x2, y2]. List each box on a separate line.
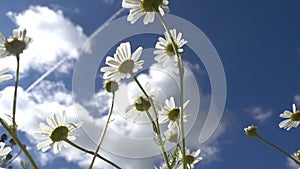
[12, 54, 20, 132]
[132, 76, 171, 169]
[88, 92, 115, 169]
[255, 134, 300, 166]
[157, 12, 187, 169]
[0, 119, 39, 169]
[63, 139, 121, 169]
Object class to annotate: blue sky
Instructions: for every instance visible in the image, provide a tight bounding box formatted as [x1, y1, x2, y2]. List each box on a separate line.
[0, 0, 300, 169]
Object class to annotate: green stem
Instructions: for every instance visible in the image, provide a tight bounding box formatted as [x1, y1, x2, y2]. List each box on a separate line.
[63, 139, 121, 169]
[157, 12, 187, 169]
[0, 119, 39, 169]
[12, 54, 20, 132]
[255, 134, 300, 166]
[88, 92, 115, 169]
[132, 76, 171, 169]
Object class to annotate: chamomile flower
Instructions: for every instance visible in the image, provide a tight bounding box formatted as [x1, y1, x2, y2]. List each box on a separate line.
[100, 42, 144, 81]
[159, 97, 189, 128]
[0, 142, 11, 157]
[0, 29, 32, 57]
[35, 111, 81, 154]
[178, 148, 202, 169]
[122, 0, 169, 24]
[126, 82, 162, 121]
[163, 126, 179, 143]
[279, 103, 300, 130]
[244, 125, 257, 138]
[154, 29, 187, 66]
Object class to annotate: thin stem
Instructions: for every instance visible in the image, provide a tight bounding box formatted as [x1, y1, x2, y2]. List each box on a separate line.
[63, 138, 121, 169]
[255, 134, 300, 166]
[157, 12, 187, 169]
[12, 54, 20, 132]
[132, 76, 171, 169]
[0, 119, 39, 169]
[88, 92, 115, 169]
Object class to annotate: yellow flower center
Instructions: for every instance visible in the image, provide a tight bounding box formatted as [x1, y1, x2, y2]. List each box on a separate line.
[118, 59, 135, 74]
[165, 43, 178, 56]
[50, 126, 69, 142]
[185, 154, 195, 164]
[5, 38, 26, 56]
[168, 108, 180, 121]
[291, 110, 300, 121]
[141, 0, 163, 12]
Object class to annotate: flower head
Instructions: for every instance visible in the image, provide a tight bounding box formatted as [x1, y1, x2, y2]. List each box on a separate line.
[100, 42, 144, 81]
[126, 82, 161, 121]
[154, 29, 187, 66]
[178, 148, 202, 169]
[0, 29, 32, 57]
[0, 142, 11, 157]
[35, 111, 81, 154]
[103, 80, 119, 93]
[122, 0, 169, 24]
[279, 103, 300, 130]
[159, 97, 189, 128]
[244, 125, 257, 137]
[163, 126, 179, 143]
[294, 150, 300, 161]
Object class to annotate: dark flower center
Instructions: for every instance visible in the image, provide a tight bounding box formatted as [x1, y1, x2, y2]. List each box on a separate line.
[50, 126, 69, 142]
[185, 154, 195, 164]
[5, 38, 26, 56]
[118, 59, 134, 74]
[291, 110, 300, 121]
[168, 108, 180, 121]
[135, 97, 151, 112]
[165, 43, 178, 56]
[142, 0, 163, 12]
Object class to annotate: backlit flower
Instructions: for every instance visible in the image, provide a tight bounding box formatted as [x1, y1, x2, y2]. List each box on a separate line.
[100, 42, 144, 81]
[279, 103, 300, 130]
[159, 97, 189, 128]
[244, 125, 257, 138]
[178, 148, 202, 169]
[122, 0, 169, 24]
[0, 29, 32, 57]
[35, 111, 81, 154]
[154, 29, 187, 66]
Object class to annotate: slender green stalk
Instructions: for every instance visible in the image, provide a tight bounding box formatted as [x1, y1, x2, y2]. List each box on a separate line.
[0, 119, 39, 169]
[12, 54, 20, 132]
[63, 139, 121, 169]
[157, 12, 187, 169]
[88, 92, 115, 169]
[254, 133, 300, 166]
[132, 76, 171, 169]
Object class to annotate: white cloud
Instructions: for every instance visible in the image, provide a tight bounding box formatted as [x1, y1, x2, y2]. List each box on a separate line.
[245, 106, 273, 123]
[2, 5, 87, 73]
[294, 94, 300, 105]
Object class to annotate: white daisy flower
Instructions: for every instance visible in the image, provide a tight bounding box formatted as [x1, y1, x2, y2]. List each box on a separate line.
[159, 97, 189, 128]
[0, 142, 11, 157]
[100, 42, 144, 81]
[154, 29, 187, 66]
[279, 103, 300, 130]
[178, 148, 202, 169]
[163, 126, 179, 143]
[35, 111, 81, 154]
[126, 82, 162, 121]
[122, 0, 169, 25]
[0, 28, 32, 57]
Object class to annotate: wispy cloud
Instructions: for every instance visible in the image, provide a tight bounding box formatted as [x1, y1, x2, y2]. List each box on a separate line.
[294, 94, 300, 105]
[245, 106, 273, 123]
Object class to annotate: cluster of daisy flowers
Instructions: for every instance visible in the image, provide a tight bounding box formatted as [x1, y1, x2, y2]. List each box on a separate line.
[244, 103, 300, 167]
[0, 0, 205, 168]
